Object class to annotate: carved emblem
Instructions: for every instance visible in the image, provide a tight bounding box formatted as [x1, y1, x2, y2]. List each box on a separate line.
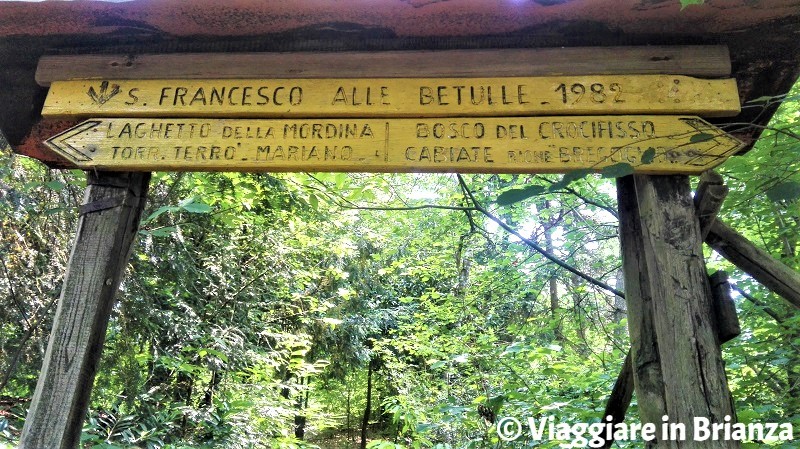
[86, 81, 121, 105]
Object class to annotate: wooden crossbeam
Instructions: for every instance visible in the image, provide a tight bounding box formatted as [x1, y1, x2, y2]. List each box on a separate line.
[706, 221, 800, 310]
[35, 46, 732, 86]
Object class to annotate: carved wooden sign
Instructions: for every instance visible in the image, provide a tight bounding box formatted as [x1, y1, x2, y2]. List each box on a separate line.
[42, 76, 741, 118]
[45, 116, 744, 174]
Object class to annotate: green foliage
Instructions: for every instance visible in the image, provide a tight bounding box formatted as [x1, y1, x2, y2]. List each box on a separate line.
[679, 0, 705, 10]
[549, 169, 593, 191]
[765, 181, 800, 203]
[600, 162, 634, 178]
[690, 132, 714, 143]
[640, 147, 656, 165]
[496, 184, 545, 206]
[711, 83, 800, 433]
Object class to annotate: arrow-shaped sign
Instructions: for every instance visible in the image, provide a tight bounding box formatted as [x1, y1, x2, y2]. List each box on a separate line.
[44, 116, 744, 174]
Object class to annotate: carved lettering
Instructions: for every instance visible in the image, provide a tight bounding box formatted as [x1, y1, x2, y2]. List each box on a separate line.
[404, 146, 494, 163]
[418, 84, 529, 106]
[158, 85, 302, 107]
[283, 123, 374, 139]
[415, 122, 486, 139]
[555, 82, 625, 104]
[538, 120, 656, 140]
[332, 86, 390, 106]
[256, 145, 353, 161]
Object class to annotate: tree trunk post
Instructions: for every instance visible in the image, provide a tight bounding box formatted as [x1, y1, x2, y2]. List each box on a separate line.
[19, 171, 150, 449]
[617, 175, 738, 448]
[360, 357, 375, 449]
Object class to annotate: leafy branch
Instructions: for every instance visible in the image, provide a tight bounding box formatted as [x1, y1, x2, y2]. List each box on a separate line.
[456, 174, 624, 299]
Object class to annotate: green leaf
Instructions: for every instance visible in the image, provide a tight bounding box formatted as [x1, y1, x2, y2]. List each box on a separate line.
[430, 360, 447, 369]
[690, 132, 714, 143]
[679, 0, 704, 10]
[496, 184, 546, 206]
[549, 169, 592, 191]
[765, 181, 800, 202]
[141, 205, 177, 225]
[641, 147, 656, 164]
[746, 95, 776, 104]
[601, 162, 634, 178]
[416, 423, 436, 433]
[142, 226, 177, 237]
[181, 202, 212, 213]
[45, 180, 66, 191]
[43, 207, 70, 216]
[309, 193, 319, 209]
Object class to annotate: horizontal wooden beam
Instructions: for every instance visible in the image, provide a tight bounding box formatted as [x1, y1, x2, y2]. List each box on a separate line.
[42, 76, 741, 119]
[35, 46, 732, 86]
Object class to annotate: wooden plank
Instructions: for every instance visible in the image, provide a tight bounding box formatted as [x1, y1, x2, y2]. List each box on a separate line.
[600, 352, 634, 449]
[43, 116, 744, 174]
[18, 171, 150, 449]
[619, 175, 738, 448]
[41, 75, 741, 119]
[35, 46, 733, 87]
[706, 220, 800, 310]
[616, 175, 668, 432]
[710, 271, 741, 343]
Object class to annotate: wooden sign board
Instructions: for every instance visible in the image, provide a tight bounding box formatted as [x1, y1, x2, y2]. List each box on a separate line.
[45, 116, 744, 174]
[42, 76, 740, 118]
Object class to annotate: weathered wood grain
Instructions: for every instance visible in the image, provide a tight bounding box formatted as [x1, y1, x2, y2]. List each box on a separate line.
[18, 171, 150, 449]
[710, 271, 741, 343]
[41, 75, 741, 118]
[706, 220, 800, 310]
[694, 171, 729, 239]
[600, 352, 634, 449]
[616, 176, 668, 445]
[42, 116, 744, 174]
[618, 175, 738, 448]
[35, 46, 732, 86]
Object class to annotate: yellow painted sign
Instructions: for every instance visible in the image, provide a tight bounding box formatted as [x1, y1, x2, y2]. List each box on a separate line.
[42, 76, 740, 118]
[45, 116, 743, 174]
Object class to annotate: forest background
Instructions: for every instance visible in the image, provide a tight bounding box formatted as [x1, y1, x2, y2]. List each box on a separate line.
[0, 77, 798, 448]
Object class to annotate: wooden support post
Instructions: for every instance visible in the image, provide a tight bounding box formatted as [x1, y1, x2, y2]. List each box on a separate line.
[616, 176, 669, 434]
[617, 175, 738, 448]
[19, 171, 150, 449]
[706, 221, 800, 310]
